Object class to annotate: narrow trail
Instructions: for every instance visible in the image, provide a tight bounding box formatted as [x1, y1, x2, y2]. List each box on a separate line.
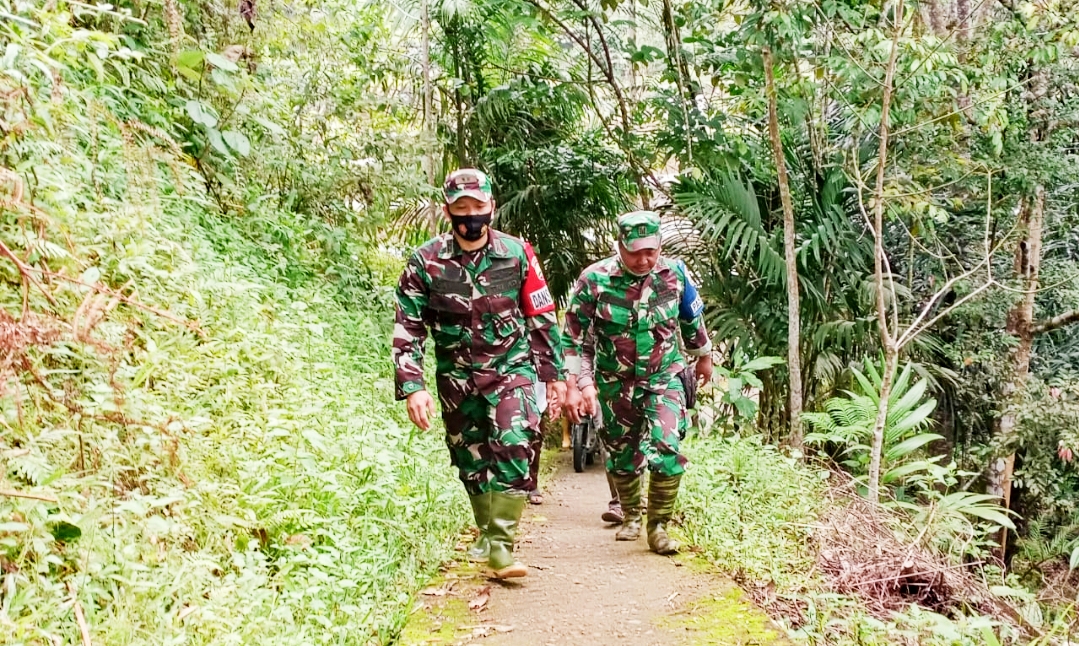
[402, 450, 789, 645]
[480, 450, 710, 645]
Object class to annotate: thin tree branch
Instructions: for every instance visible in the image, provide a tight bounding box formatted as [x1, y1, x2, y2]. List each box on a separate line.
[526, 0, 654, 204]
[1032, 309, 1079, 335]
[0, 488, 58, 503]
[67, 582, 93, 646]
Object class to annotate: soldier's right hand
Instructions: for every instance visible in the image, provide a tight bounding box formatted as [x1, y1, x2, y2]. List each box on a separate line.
[564, 387, 583, 424]
[406, 390, 437, 430]
[580, 385, 598, 419]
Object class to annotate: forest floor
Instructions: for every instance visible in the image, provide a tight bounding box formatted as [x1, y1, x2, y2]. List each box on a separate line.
[398, 450, 790, 645]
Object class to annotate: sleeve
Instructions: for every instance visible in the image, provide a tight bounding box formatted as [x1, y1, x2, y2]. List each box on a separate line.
[392, 254, 431, 400]
[562, 273, 597, 377]
[576, 328, 597, 391]
[520, 242, 564, 381]
[676, 261, 712, 357]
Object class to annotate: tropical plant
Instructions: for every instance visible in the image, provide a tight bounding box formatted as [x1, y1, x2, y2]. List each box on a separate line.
[705, 353, 785, 432]
[804, 360, 943, 498]
[672, 163, 879, 439]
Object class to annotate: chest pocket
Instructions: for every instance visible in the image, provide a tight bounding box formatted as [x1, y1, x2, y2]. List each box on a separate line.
[649, 287, 679, 326]
[595, 292, 636, 335]
[481, 260, 522, 297]
[428, 268, 471, 328]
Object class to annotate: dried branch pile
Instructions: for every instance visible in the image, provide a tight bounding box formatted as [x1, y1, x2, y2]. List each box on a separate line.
[812, 484, 1032, 637]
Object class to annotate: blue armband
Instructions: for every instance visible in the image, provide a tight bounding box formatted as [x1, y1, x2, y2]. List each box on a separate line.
[679, 272, 704, 321]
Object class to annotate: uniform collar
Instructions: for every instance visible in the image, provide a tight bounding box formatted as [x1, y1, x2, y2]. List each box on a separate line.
[438, 229, 511, 259]
[609, 253, 666, 280]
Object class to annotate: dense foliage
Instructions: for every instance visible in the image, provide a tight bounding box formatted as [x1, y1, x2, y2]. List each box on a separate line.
[4, 0, 1079, 643]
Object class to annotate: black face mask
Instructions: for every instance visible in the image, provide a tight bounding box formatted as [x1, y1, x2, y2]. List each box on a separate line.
[451, 213, 492, 242]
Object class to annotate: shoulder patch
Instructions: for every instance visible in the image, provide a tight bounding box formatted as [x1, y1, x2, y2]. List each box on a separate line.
[520, 242, 556, 316]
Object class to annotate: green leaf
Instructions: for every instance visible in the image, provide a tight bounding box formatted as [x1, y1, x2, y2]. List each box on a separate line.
[885, 433, 944, 461]
[206, 128, 231, 157]
[1070, 544, 1079, 571]
[49, 521, 82, 543]
[0, 522, 30, 533]
[732, 396, 757, 420]
[222, 130, 251, 157]
[739, 356, 785, 373]
[205, 52, 239, 72]
[175, 49, 204, 70]
[882, 460, 936, 483]
[176, 65, 203, 82]
[185, 100, 218, 129]
[252, 115, 286, 137]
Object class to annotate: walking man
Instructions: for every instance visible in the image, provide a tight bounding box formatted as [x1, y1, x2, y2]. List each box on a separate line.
[393, 168, 566, 578]
[563, 211, 712, 554]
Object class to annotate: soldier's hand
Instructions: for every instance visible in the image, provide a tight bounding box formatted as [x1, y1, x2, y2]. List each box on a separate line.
[406, 390, 437, 430]
[564, 386, 583, 424]
[581, 385, 598, 419]
[695, 354, 714, 386]
[546, 381, 567, 420]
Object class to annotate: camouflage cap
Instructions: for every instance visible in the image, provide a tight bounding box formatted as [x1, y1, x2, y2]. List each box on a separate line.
[617, 210, 662, 251]
[443, 168, 493, 204]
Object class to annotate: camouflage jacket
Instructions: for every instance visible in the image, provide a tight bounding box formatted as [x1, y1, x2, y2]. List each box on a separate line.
[563, 255, 710, 392]
[393, 230, 563, 411]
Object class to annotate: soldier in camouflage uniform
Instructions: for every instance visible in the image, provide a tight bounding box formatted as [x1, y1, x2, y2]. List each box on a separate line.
[563, 211, 712, 554]
[393, 169, 566, 579]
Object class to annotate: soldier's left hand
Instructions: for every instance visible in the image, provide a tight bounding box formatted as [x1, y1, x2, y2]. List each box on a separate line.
[546, 381, 567, 420]
[695, 355, 714, 386]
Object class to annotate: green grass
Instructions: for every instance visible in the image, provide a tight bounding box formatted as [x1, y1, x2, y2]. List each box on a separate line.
[679, 434, 824, 588]
[2, 175, 468, 644]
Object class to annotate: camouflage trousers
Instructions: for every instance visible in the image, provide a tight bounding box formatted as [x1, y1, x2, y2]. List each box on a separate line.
[441, 384, 540, 496]
[597, 374, 688, 478]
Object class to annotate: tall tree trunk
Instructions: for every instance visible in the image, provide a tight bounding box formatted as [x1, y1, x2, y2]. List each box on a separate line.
[420, 0, 439, 235]
[989, 185, 1045, 558]
[865, 0, 904, 504]
[762, 47, 803, 449]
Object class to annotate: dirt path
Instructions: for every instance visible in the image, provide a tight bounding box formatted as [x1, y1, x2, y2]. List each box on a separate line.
[399, 450, 789, 645]
[481, 451, 710, 645]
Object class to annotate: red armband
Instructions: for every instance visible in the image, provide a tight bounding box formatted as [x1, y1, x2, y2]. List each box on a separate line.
[521, 243, 556, 315]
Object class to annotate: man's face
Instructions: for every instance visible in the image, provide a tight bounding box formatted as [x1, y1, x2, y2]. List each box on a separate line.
[444, 196, 494, 218]
[618, 243, 660, 276]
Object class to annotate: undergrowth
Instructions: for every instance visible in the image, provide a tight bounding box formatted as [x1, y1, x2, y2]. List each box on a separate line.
[2, 184, 467, 644]
[1, 6, 465, 643]
[678, 435, 1057, 645]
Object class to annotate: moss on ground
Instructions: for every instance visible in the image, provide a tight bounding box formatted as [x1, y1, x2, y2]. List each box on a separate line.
[657, 582, 792, 645]
[395, 559, 487, 645]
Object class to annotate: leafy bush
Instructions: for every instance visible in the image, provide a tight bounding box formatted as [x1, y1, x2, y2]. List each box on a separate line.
[1, 4, 463, 645]
[679, 434, 824, 586]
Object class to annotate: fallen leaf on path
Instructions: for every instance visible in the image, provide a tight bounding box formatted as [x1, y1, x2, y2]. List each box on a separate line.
[421, 587, 447, 597]
[468, 586, 491, 611]
[489, 625, 515, 633]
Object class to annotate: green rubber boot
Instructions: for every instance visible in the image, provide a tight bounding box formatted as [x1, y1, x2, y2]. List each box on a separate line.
[611, 472, 642, 541]
[487, 492, 528, 578]
[467, 492, 491, 562]
[646, 473, 682, 555]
